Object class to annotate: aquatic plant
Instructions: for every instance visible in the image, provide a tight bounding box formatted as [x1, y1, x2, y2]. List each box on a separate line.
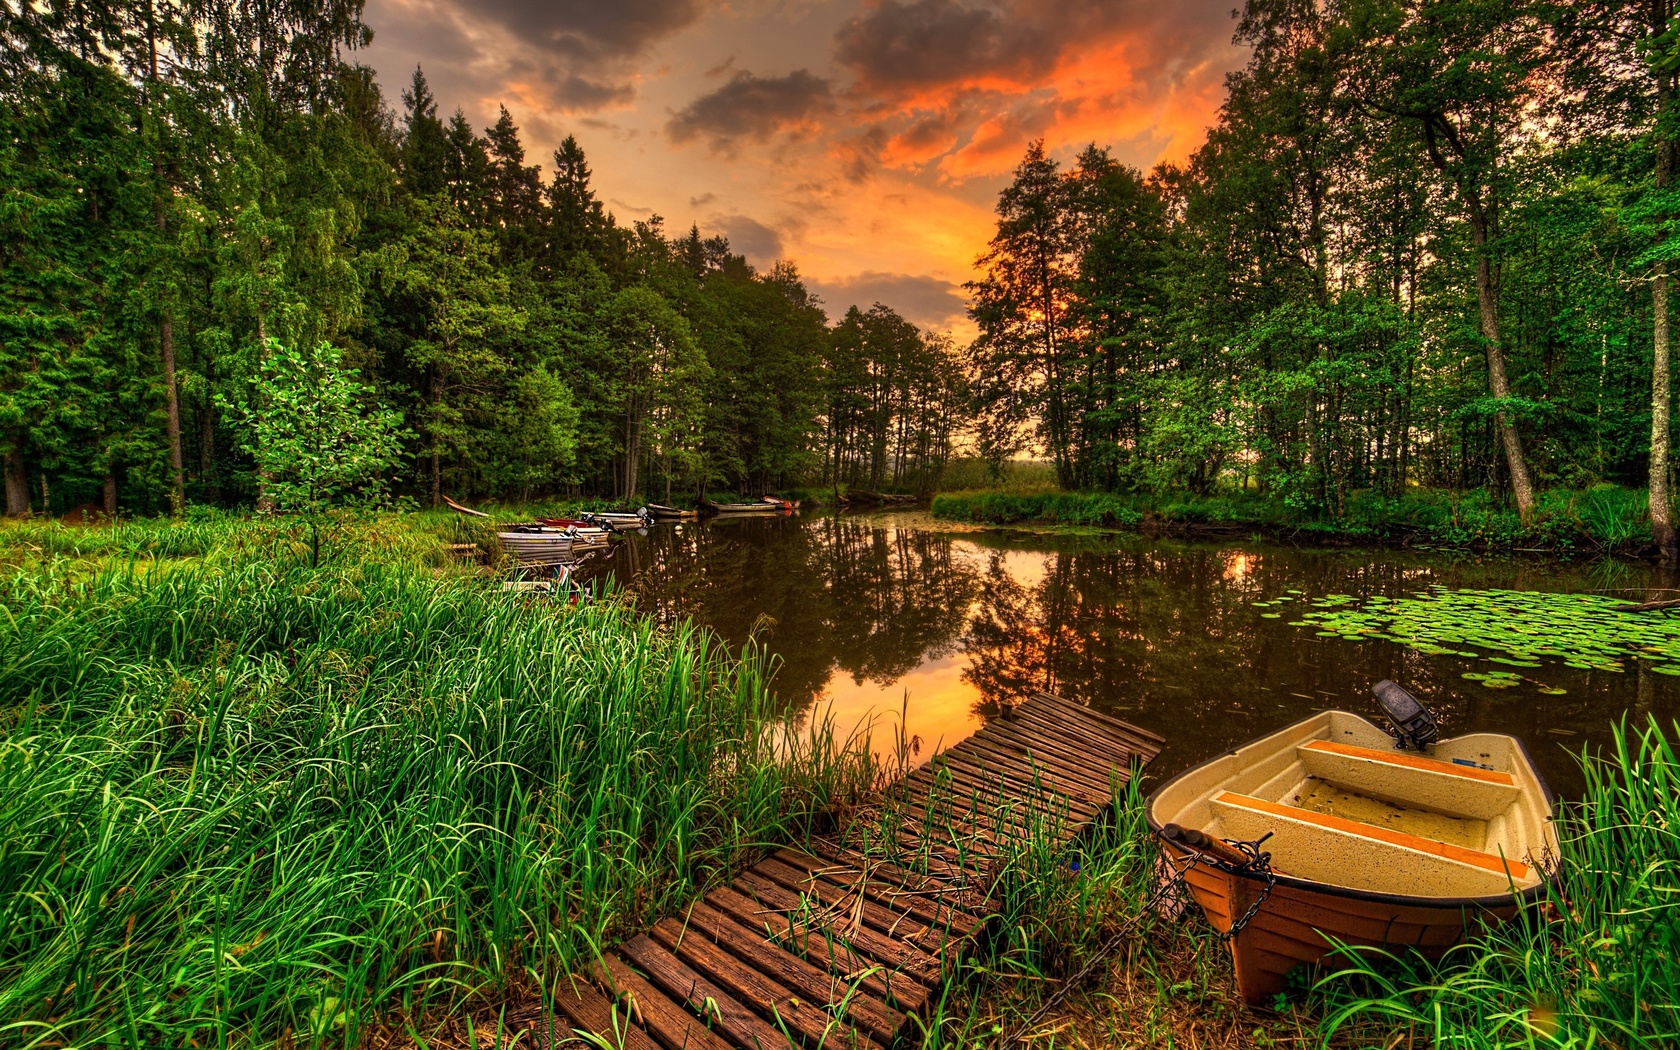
[0, 554, 875, 1047]
[1277, 587, 1680, 690]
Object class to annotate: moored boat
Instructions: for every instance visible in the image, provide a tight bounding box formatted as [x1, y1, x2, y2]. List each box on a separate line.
[700, 497, 792, 515]
[580, 510, 649, 529]
[1148, 682, 1557, 1003]
[645, 503, 700, 520]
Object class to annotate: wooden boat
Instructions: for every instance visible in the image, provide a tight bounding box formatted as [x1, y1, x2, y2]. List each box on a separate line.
[444, 495, 489, 518]
[645, 503, 700, 520]
[700, 497, 791, 515]
[1147, 683, 1556, 1003]
[580, 510, 648, 529]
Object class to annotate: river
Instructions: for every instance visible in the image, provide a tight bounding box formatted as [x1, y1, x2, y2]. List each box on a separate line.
[589, 508, 1678, 796]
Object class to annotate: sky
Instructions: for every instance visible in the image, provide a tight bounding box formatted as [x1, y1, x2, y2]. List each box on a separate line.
[357, 0, 1248, 336]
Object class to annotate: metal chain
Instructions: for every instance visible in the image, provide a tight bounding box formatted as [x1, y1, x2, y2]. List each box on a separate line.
[1001, 830, 1274, 1049]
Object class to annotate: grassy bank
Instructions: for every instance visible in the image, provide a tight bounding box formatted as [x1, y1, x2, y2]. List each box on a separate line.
[905, 718, 1679, 1049]
[0, 518, 875, 1048]
[931, 485, 1656, 553]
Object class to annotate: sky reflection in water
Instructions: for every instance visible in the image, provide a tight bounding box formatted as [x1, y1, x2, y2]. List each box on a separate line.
[595, 511, 1678, 796]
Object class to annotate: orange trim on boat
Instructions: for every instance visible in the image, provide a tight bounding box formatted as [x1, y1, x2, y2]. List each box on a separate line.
[1213, 791, 1529, 880]
[1302, 739, 1515, 786]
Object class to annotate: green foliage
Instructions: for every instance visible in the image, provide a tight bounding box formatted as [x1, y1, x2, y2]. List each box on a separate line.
[1317, 718, 1680, 1047]
[1282, 587, 1680, 690]
[931, 484, 1655, 552]
[0, 529, 877, 1047]
[931, 490, 1144, 528]
[221, 340, 406, 564]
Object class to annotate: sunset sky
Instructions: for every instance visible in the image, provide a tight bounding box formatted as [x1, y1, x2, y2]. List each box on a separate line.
[358, 0, 1247, 335]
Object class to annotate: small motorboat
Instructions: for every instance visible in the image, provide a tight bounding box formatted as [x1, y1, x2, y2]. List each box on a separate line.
[645, 504, 700, 520]
[1148, 681, 1557, 1003]
[580, 510, 649, 530]
[701, 497, 791, 515]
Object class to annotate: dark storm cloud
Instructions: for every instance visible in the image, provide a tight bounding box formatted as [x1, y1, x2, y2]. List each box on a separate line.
[668, 70, 834, 150]
[806, 272, 968, 332]
[363, 0, 703, 115]
[713, 214, 785, 267]
[467, 0, 703, 63]
[834, 0, 1235, 96]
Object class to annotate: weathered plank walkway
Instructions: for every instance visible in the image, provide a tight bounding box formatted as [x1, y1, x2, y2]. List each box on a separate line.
[524, 693, 1164, 1049]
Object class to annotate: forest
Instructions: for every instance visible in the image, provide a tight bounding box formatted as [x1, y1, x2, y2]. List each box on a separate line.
[0, 0, 965, 517]
[966, 0, 1680, 554]
[7, 0, 1680, 554]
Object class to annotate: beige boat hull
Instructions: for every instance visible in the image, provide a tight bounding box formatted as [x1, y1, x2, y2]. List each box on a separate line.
[1148, 710, 1556, 1003]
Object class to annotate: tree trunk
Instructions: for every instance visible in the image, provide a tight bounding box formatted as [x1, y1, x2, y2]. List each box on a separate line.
[1467, 206, 1535, 519]
[254, 314, 275, 512]
[1655, 266, 1675, 558]
[104, 472, 118, 517]
[3, 446, 24, 516]
[429, 367, 442, 508]
[161, 312, 185, 515]
[201, 376, 218, 503]
[149, 7, 184, 517]
[1654, 17, 1677, 560]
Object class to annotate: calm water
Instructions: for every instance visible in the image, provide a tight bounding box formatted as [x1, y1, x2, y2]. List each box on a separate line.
[586, 510, 1679, 796]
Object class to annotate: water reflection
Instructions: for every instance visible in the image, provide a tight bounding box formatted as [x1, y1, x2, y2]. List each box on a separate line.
[599, 512, 1679, 795]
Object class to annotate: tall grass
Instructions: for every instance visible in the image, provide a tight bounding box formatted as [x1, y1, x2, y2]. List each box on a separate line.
[0, 546, 875, 1047]
[930, 484, 1657, 552]
[1316, 717, 1680, 1047]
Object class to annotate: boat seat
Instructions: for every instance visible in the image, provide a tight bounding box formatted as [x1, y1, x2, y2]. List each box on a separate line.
[1296, 740, 1520, 822]
[1210, 791, 1533, 898]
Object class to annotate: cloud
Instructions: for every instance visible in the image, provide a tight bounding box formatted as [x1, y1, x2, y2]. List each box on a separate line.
[451, 0, 701, 63]
[363, 0, 704, 117]
[668, 70, 834, 151]
[713, 214, 785, 267]
[805, 272, 969, 332]
[830, 0, 1243, 179]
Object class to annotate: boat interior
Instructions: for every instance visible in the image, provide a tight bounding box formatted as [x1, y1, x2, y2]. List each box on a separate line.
[1152, 711, 1556, 900]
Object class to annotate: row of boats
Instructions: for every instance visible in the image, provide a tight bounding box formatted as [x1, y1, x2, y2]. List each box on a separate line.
[446, 495, 798, 568]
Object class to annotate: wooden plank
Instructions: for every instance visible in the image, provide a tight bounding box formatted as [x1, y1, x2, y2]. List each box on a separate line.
[730, 872, 947, 986]
[678, 900, 905, 1041]
[940, 741, 1106, 813]
[1007, 702, 1137, 763]
[977, 720, 1126, 799]
[960, 723, 1121, 799]
[552, 974, 664, 1050]
[704, 886, 933, 1012]
[593, 954, 737, 1050]
[618, 934, 792, 1050]
[649, 917, 875, 1050]
[768, 850, 983, 937]
[1030, 692, 1167, 746]
[748, 859, 944, 951]
[804, 838, 995, 917]
[1023, 694, 1166, 760]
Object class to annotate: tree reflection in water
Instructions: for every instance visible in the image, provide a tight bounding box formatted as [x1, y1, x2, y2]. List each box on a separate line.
[603, 513, 1679, 792]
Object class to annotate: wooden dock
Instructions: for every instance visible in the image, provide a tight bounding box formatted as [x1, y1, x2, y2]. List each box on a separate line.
[520, 693, 1164, 1049]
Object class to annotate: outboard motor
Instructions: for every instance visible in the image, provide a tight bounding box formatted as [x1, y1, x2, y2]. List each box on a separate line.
[1372, 679, 1439, 751]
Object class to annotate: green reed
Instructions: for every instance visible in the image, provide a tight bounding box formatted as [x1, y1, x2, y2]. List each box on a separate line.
[1317, 717, 1680, 1047]
[0, 538, 875, 1048]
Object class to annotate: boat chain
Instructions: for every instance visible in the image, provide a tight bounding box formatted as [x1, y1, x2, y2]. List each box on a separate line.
[1000, 829, 1275, 1050]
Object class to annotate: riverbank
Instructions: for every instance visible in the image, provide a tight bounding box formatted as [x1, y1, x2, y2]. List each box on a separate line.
[918, 718, 1678, 1049]
[3, 514, 1674, 1047]
[930, 485, 1656, 555]
[0, 516, 877, 1047]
